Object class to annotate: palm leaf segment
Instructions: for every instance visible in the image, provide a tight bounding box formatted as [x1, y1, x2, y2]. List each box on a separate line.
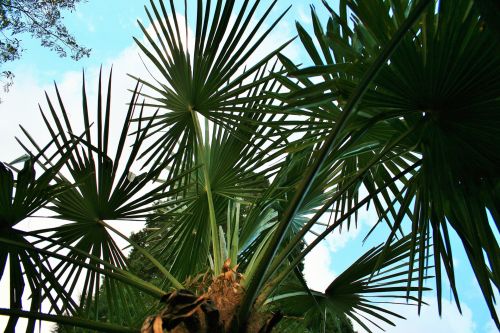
[133, 0, 293, 171]
[0, 156, 76, 330]
[17, 70, 189, 323]
[268, 236, 429, 333]
[290, 0, 500, 325]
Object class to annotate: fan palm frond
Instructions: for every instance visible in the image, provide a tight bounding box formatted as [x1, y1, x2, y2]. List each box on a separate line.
[16, 69, 188, 319]
[132, 0, 293, 171]
[267, 235, 430, 333]
[289, 0, 500, 325]
[0, 156, 76, 330]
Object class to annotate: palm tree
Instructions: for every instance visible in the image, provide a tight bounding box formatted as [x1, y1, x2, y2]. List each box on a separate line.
[0, 0, 498, 332]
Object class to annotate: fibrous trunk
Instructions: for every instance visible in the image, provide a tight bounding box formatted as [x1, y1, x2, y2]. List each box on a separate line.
[141, 261, 282, 333]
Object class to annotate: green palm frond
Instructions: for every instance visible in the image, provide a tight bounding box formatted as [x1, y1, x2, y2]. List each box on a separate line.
[267, 235, 430, 333]
[0, 156, 77, 330]
[239, 1, 433, 324]
[39, 72, 190, 223]
[289, 0, 500, 326]
[148, 118, 287, 281]
[132, 0, 292, 171]
[0, 158, 65, 228]
[16, 69, 188, 319]
[324, 235, 430, 332]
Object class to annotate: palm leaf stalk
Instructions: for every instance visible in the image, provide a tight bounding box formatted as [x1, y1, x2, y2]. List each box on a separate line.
[0, 308, 137, 333]
[191, 110, 224, 275]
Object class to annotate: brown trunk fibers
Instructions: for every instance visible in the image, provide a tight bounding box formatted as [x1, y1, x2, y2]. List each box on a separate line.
[141, 259, 282, 333]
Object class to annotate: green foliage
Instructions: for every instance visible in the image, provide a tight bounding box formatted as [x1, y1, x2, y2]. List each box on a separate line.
[273, 310, 356, 333]
[0, 156, 76, 330]
[0, 0, 90, 63]
[289, 0, 500, 324]
[0, 0, 90, 99]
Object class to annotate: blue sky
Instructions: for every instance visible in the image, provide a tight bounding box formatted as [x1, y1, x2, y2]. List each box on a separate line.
[0, 1, 497, 332]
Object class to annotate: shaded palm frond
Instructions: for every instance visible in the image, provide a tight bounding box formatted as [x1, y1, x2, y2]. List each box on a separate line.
[267, 235, 430, 333]
[0, 157, 77, 330]
[17, 69, 189, 318]
[289, 0, 500, 326]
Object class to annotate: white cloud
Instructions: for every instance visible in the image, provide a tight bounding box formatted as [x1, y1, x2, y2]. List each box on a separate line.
[304, 239, 336, 291]
[325, 223, 362, 253]
[0, 74, 48, 162]
[302, 215, 364, 292]
[297, 5, 312, 24]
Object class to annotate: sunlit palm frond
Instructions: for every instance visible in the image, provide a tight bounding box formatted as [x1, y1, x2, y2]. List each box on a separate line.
[132, 0, 293, 171]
